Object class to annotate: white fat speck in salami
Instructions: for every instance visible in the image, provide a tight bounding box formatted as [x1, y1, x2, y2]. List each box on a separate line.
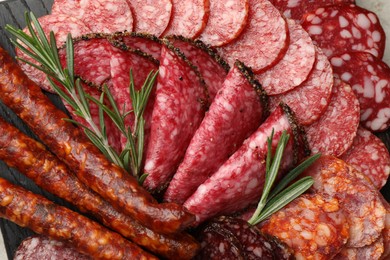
[303, 155, 386, 247]
[217, 0, 288, 72]
[143, 42, 208, 192]
[269, 46, 333, 125]
[184, 105, 303, 224]
[164, 62, 266, 204]
[256, 19, 316, 95]
[331, 51, 390, 132]
[301, 4, 386, 59]
[162, 0, 209, 39]
[198, 0, 249, 47]
[127, 0, 172, 36]
[51, 0, 133, 33]
[17, 14, 91, 93]
[260, 193, 349, 260]
[334, 236, 384, 260]
[340, 127, 390, 190]
[304, 79, 360, 157]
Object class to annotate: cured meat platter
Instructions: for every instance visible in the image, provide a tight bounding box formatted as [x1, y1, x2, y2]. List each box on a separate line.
[0, 0, 390, 259]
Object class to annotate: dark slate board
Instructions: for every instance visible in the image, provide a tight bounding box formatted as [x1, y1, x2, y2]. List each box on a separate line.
[0, 0, 390, 259]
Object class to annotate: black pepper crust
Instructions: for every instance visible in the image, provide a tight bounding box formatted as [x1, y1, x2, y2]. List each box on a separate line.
[280, 102, 311, 164]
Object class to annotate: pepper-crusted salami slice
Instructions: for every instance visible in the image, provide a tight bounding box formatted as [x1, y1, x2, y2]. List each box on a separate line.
[334, 236, 385, 260]
[0, 47, 195, 235]
[218, 0, 289, 72]
[301, 4, 386, 58]
[269, 46, 333, 125]
[162, 0, 210, 39]
[127, 0, 173, 36]
[331, 52, 390, 132]
[303, 155, 386, 247]
[198, 0, 249, 47]
[304, 79, 360, 157]
[14, 236, 91, 260]
[51, 0, 134, 33]
[340, 127, 390, 189]
[164, 61, 267, 204]
[184, 104, 309, 224]
[143, 40, 208, 192]
[17, 14, 92, 93]
[269, 0, 355, 21]
[256, 19, 315, 95]
[0, 178, 157, 260]
[260, 193, 350, 260]
[166, 35, 230, 100]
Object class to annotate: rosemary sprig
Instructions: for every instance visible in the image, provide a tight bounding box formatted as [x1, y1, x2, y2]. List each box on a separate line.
[5, 12, 156, 183]
[248, 130, 319, 226]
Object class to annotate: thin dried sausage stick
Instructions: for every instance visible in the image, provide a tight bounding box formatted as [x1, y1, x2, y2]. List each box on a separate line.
[0, 178, 157, 260]
[0, 47, 194, 234]
[0, 117, 199, 259]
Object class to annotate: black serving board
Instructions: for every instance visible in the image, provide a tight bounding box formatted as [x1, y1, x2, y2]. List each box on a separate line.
[1, 0, 390, 259]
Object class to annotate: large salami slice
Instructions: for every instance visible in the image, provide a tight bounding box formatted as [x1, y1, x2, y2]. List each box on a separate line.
[255, 19, 315, 95]
[331, 51, 390, 132]
[301, 4, 386, 58]
[303, 155, 387, 247]
[304, 79, 360, 157]
[198, 0, 249, 47]
[269, 0, 355, 21]
[17, 14, 92, 93]
[334, 236, 384, 260]
[51, 0, 134, 33]
[143, 40, 208, 192]
[217, 0, 289, 72]
[164, 61, 268, 204]
[127, 0, 173, 36]
[162, 0, 210, 39]
[340, 127, 390, 189]
[381, 196, 390, 259]
[183, 104, 309, 224]
[260, 193, 350, 260]
[269, 46, 333, 125]
[166, 35, 230, 100]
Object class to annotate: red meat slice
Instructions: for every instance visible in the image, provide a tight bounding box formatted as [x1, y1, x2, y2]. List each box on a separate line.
[304, 79, 360, 157]
[269, 46, 333, 125]
[301, 4, 386, 58]
[331, 51, 390, 132]
[142, 41, 208, 192]
[217, 0, 289, 72]
[256, 19, 316, 95]
[162, 0, 210, 39]
[340, 127, 390, 189]
[127, 0, 173, 37]
[198, 0, 249, 47]
[164, 61, 267, 204]
[184, 104, 309, 224]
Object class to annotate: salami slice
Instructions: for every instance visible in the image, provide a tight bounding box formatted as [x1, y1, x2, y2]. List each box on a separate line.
[17, 14, 92, 93]
[162, 0, 210, 39]
[164, 61, 267, 204]
[381, 196, 390, 259]
[269, 46, 333, 125]
[260, 193, 350, 260]
[269, 0, 355, 21]
[256, 19, 315, 95]
[166, 35, 230, 100]
[304, 79, 360, 157]
[331, 51, 390, 132]
[198, 0, 249, 47]
[217, 0, 289, 72]
[14, 236, 91, 260]
[51, 0, 134, 33]
[334, 236, 384, 260]
[301, 4, 386, 58]
[303, 155, 387, 247]
[183, 104, 309, 224]
[143, 40, 208, 192]
[127, 0, 173, 36]
[340, 127, 390, 189]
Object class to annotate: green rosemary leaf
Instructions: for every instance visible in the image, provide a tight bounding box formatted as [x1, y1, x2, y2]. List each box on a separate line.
[138, 173, 149, 186]
[265, 129, 274, 174]
[47, 78, 78, 109]
[66, 34, 74, 81]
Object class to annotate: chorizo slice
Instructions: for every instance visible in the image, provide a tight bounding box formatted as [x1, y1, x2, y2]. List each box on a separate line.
[334, 236, 384, 260]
